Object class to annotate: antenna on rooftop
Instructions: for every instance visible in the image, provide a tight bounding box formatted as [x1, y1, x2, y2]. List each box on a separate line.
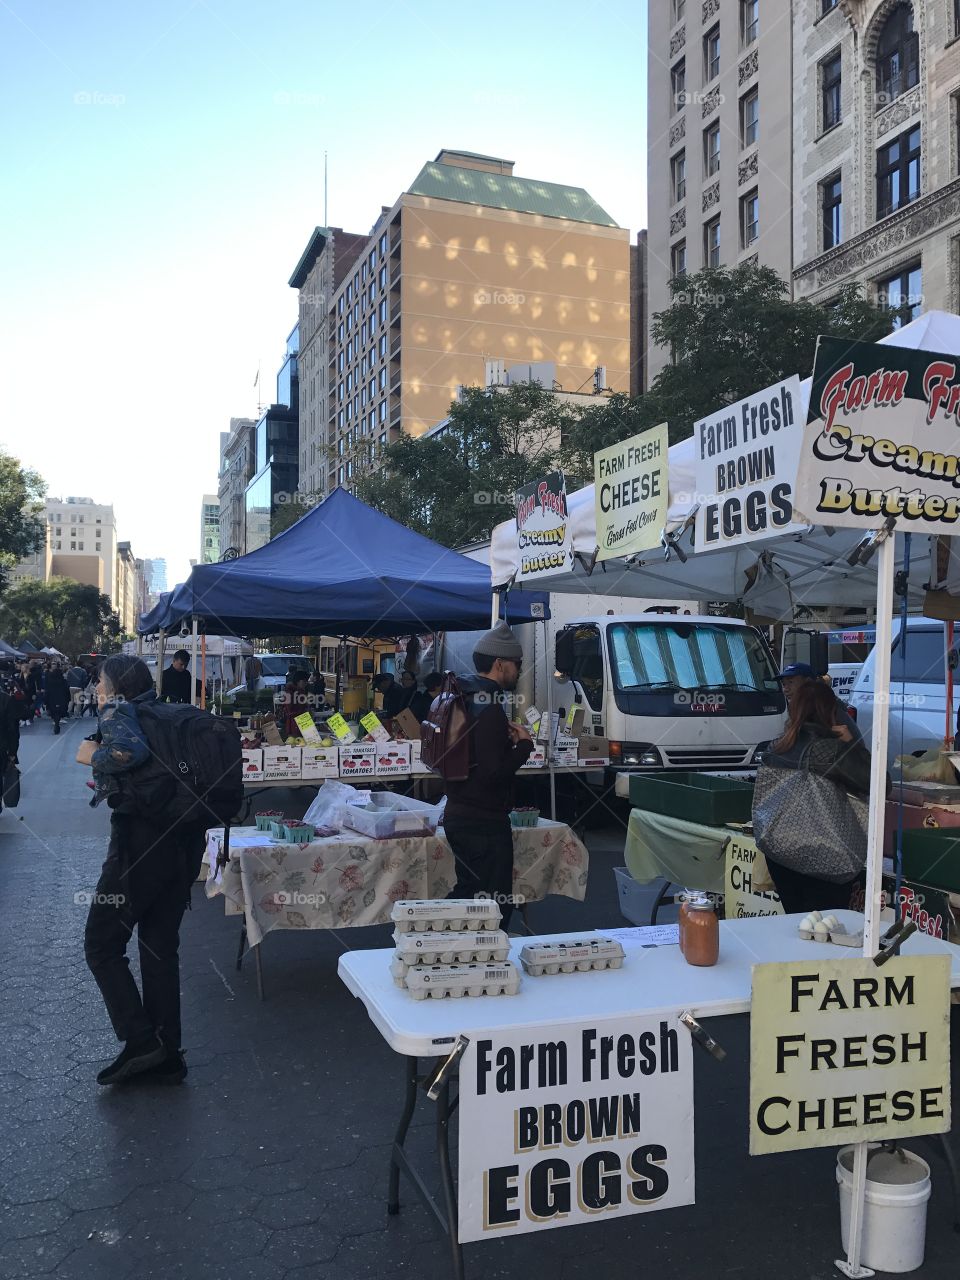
[324, 150, 328, 227]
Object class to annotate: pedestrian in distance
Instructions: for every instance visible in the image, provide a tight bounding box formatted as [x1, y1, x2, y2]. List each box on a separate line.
[373, 671, 407, 719]
[43, 664, 70, 734]
[411, 671, 443, 723]
[442, 622, 533, 928]
[244, 653, 262, 692]
[77, 655, 232, 1086]
[66, 663, 88, 717]
[159, 649, 193, 704]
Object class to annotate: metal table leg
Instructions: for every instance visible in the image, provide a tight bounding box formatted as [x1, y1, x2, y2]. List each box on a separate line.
[254, 939, 264, 1001]
[386, 1055, 465, 1280]
[650, 878, 673, 925]
[235, 922, 247, 971]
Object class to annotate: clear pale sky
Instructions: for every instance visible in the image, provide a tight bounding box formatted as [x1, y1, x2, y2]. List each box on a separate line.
[0, 0, 648, 588]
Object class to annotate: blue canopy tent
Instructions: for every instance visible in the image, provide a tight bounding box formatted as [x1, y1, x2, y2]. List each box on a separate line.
[138, 489, 547, 636]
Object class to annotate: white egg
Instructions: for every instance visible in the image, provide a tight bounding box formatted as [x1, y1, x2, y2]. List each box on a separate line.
[809, 911, 823, 922]
[813, 921, 830, 939]
[799, 915, 815, 932]
[822, 915, 839, 930]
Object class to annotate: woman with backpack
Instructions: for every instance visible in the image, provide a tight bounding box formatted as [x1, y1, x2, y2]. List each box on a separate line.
[76, 655, 210, 1086]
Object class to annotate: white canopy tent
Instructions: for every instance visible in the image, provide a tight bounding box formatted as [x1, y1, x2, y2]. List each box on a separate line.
[490, 311, 960, 617]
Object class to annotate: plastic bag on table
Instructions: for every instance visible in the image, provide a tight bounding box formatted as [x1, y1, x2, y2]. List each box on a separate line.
[303, 779, 357, 831]
[894, 748, 957, 784]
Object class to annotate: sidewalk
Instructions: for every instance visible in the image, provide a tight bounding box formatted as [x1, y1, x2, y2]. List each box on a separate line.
[0, 716, 957, 1279]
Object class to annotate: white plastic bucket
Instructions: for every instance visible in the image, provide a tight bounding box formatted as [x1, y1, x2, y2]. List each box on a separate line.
[837, 1145, 931, 1273]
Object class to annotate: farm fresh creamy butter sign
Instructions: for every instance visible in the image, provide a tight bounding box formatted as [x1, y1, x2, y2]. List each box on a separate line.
[795, 335, 960, 531]
[515, 471, 573, 582]
[594, 425, 668, 562]
[693, 376, 804, 549]
[458, 1013, 694, 1241]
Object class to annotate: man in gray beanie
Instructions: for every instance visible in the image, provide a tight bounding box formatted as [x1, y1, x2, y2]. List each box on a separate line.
[443, 621, 533, 926]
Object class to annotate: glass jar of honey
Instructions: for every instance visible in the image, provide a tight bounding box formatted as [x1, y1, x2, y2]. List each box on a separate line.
[678, 893, 719, 967]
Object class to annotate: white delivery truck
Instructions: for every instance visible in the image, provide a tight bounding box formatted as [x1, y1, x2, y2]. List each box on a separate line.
[439, 612, 787, 783]
[849, 616, 954, 761]
[551, 614, 786, 775]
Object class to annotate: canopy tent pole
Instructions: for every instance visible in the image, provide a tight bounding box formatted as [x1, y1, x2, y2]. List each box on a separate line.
[946, 621, 955, 748]
[491, 593, 498, 627]
[190, 618, 199, 707]
[543, 616, 556, 821]
[155, 629, 165, 694]
[334, 637, 345, 713]
[840, 530, 896, 1280]
[136, 635, 143, 657]
[200, 632, 207, 710]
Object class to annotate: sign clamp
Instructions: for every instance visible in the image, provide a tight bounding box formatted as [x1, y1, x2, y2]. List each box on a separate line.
[678, 1010, 726, 1062]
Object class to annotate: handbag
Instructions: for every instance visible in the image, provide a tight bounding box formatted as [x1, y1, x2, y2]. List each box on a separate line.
[752, 749, 868, 883]
[3, 762, 21, 809]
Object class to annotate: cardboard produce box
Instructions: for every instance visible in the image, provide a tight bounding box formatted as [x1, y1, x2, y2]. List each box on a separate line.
[393, 707, 422, 740]
[375, 743, 412, 776]
[300, 747, 340, 780]
[339, 744, 376, 779]
[578, 735, 610, 767]
[241, 748, 265, 781]
[551, 746, 579, 767]
[521, 747, 547, 770]
[263, 746, 302, 780]
[408, 740, 431, 775]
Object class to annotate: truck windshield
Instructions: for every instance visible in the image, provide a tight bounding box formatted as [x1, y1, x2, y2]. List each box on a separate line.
[608, 621, 779, 695]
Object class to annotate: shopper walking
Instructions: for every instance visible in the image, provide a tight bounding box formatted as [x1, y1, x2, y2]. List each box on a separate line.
[43, 664, 70, 734]
[0, 681, 20, 814]
[442, 622, 533, 926]
[77, 655, 210, 1085]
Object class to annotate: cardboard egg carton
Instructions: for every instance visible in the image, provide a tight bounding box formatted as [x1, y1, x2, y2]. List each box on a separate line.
[391, 899, 503, 933]
[403, 960, 521, 1001]
[797, 912, 863, 947]
[393, 930, 511, 969]
[519, 937, 626, 976]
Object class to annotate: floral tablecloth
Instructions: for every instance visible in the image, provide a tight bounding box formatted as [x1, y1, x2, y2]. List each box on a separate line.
[204, 821, 589, 945]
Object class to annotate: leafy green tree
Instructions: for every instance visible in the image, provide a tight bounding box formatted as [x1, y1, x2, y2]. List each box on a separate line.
[0, 451, 46, 591]
[645, 265, 906, 442]
[354, 382, 579, 547]
[0, 577, 120, 657]
[270, 491, 321, 540]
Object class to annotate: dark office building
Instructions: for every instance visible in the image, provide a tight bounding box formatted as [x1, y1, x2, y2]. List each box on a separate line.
[244, 325, 300, 552]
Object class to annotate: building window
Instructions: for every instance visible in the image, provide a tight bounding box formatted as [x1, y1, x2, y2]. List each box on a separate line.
[876, 125, 921, 219]
[704, 122, 720, 176]
[671, 241, 687, 278]
[821, 0, 838, 12]
[741, 0, 758, 46]
[672, 0, 685, 20]
[740, 190, 759, 248]
[741, 89, 759, 147]
[96, 542, 101, 551]
[70, 541, 76, 550]
[671, 59, 685, 113]
[671, 151, 686, 203]
[379, 233, 387, 255]
[953, 91, 960, 174]
[955, 0, 960, 37]
[878, 263, 922, 327]
[379, 402, 387, 422]
[704, 25, 720, 81]
[821, 51, 841, 131]
[704, 216, 721, 267]
[875, 3, 919, 106]
[821, 173, 842, 249]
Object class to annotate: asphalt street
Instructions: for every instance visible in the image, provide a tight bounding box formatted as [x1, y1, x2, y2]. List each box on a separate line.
[0, 713, 958, 1279]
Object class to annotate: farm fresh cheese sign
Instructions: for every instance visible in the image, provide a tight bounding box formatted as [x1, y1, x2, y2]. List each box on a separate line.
[693, 376, 805, 549]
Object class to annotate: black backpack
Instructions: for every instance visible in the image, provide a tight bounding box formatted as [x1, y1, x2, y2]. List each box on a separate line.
[112, 702, 243, 827]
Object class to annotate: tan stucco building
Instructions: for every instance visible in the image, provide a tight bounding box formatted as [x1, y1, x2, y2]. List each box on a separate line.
[647, 0, 794, 385]
[291, 150, 631, 496]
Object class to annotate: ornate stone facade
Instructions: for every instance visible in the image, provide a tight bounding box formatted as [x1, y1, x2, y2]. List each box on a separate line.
[701, 86, 721, 119]
[669, 117, 686, 148]
[670, 208, 687, 236]
[738, 48, 758, 86]
[738, 151, 759, 186]
[670, 24, 686, 57]
[702, 182, 720, 213]
[702, 0, 720, 20]
[875, 85, 921, 138]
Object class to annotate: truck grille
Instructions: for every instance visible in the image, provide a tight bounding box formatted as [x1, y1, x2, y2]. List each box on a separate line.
[663, 748, 753, 768]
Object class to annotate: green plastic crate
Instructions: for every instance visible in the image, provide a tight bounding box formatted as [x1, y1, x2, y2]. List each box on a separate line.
[629, 771, 754, 826]
[900, 829, 960, 894]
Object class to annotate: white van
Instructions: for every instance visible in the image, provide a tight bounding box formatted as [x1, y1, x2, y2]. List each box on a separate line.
[849, 617, 953, 761]
[553, 614, 786, 774]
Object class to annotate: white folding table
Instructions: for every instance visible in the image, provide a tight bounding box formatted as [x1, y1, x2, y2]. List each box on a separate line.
[338, 912, 960, 1280]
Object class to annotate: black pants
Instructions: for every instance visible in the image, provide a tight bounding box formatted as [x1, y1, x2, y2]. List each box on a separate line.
[444, 810, 516, 927]
[84, 813, 205, 1049]
[765, 858, 863, 917]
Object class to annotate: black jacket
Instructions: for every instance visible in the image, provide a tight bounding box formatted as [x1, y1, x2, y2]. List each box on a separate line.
[444, 676, 533, 819]
[43, 670, 70, 714]
[764, 722, 876, 799]
[0, 691, 20, 760]
[160, 665, 192, 704]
